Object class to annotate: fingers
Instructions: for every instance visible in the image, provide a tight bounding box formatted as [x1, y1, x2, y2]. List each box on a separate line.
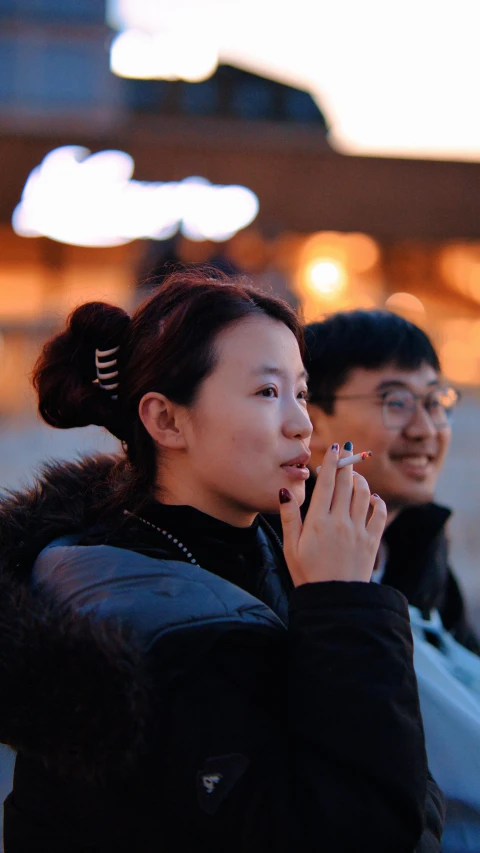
[329, 443, 355, 515]
[350, 472, 372, 526]
[366, 494, 387, 539]
[278, 487, 303, 568]
[307, 443, 340, 517]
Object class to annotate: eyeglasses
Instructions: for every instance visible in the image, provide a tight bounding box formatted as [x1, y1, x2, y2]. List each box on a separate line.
[313, 386, 461, 430]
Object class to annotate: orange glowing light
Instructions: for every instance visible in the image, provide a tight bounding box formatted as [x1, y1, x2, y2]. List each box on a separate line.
[385, 292, 425, 314]
[440, 338, 479, 385]
[343, 233, 380, 273]
[0, 267, 45, 322]
[296, 232, 349, 304]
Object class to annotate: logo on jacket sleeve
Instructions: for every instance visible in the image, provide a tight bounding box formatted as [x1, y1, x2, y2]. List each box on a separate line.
[197, 754, 250, 815]
[201, 773, 222, 795]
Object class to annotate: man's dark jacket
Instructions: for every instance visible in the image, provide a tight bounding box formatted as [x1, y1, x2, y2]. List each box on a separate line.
[383, 503, 480, 654]
[0, 456, 444, 852]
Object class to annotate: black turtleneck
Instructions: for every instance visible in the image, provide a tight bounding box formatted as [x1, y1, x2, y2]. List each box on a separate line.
[132, 501, 283, 601]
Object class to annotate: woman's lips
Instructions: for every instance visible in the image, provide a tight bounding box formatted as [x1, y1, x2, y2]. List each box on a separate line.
[280, 464, 310, 480]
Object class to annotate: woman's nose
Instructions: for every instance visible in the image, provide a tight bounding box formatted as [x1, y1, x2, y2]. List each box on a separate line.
[283, 404, 312, 440]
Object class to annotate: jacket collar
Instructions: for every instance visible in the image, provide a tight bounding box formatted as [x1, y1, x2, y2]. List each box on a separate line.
[384, 502, 452, 550]
[382, 502, 452, 612]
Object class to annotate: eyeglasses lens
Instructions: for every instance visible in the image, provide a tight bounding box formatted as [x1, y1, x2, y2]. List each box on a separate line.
[382, 388, 459, 429]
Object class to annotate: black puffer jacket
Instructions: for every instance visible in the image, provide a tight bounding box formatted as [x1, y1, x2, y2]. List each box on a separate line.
[0, 456, 444, 852]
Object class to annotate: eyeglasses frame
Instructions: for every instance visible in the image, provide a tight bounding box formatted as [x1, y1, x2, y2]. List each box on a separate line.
[308, 386, 461, 430]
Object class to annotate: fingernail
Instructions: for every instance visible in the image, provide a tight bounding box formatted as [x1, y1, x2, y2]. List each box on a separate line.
[331, 443, 339, 452]
[343, 441, 353, 451]
[372, 493, 379, 498]
[279, 488, 292, 504]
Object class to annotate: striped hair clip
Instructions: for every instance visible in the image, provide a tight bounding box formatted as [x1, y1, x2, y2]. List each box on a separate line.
[94, 346, 120, 400]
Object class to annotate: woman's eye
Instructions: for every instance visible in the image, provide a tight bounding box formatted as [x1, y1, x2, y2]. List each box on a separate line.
[259, 387, 277, 398]
[298, 389, 309, 401]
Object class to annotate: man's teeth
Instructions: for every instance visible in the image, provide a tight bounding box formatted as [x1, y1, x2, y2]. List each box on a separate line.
[398, 455, 430, 467]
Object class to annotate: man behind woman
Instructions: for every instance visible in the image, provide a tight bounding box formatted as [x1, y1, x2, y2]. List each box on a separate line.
[299, 309, 480, 851]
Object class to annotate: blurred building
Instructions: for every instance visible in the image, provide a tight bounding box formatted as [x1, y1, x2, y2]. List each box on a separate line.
[1, 0, 480, 424]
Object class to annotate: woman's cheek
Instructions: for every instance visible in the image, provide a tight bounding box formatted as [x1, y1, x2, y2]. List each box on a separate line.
[231, 426, 274, 457]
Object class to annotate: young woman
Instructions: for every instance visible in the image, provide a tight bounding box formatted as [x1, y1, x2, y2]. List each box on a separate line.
[0, 270, 443, 852]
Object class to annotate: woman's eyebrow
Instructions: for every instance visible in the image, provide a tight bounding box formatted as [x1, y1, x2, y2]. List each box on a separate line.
[252, 366, 309, 381]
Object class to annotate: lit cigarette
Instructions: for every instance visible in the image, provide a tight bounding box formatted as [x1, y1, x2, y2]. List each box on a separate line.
[316, 450, 372, 474]
[337, 451, 372, 468]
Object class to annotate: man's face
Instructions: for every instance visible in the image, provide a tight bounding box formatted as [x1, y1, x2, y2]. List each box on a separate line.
[308, 362, 452, 513]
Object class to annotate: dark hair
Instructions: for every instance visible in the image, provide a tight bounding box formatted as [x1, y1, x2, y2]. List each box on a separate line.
[33, 268, 304, 506]
[304, 310, 441, 414]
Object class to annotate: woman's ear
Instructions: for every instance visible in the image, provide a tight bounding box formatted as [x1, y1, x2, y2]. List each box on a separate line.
[139, 392, 187, 449]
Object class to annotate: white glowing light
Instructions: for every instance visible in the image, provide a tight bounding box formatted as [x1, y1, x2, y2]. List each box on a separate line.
[110, 29, 218, 82]
[307, 259, 346, 296]
[12, 147, 259, 247]
[106, 0, 480, 162]
[310, 261, 341, 291]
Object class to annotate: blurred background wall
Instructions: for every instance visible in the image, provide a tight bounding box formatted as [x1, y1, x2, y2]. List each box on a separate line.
[1, 3, 480, 816]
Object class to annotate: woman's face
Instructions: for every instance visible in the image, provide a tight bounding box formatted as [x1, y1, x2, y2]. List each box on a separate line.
[181, 314, 312, 526]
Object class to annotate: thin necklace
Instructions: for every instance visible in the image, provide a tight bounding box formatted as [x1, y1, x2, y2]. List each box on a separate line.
[123, 509, 200, 566]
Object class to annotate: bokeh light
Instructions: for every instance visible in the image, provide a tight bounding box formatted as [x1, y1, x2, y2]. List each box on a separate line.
[306, 259, 347, 296]
[110, 29, 218, 82]
[385, 292, 426, 314]
[343, 233, 380, 273]
[12, 147, 259, 247]
[293, 230, 381, 320]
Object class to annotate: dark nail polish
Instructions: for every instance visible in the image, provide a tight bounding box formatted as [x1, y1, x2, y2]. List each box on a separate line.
[331, 443, 339, 452]
[279, 488, 292, 504]
[343, 441, 353, 451]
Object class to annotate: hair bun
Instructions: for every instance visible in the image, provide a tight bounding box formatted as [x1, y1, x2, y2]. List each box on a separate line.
[33, 302, 131, 440]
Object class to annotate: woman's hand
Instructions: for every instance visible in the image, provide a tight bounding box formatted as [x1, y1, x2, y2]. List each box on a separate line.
[279, 443, 386, 586]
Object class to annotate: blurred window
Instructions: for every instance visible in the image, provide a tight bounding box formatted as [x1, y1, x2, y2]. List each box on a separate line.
[0, 0, 104, 22]
[180, 79, 219, 116]
[0, 41, 15, 102]
[0, 35, 114, 107]
[124, 79, 168, 112]
[124, 65, 327, 128]
[43, 42, 99, 104]
[230, 78, 275, 119]
[284, 87, 326, 124]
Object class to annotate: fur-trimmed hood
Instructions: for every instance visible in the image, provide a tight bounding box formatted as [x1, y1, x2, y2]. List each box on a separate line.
[0, 455, 151, 783]
[0, 454, 121, 581]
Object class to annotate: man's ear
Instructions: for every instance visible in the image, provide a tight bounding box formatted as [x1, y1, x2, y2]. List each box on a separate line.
[307, 402, 334, 457]
[138, 392, 187, 450]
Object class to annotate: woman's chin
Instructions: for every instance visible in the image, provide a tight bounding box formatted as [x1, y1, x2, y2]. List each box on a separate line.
[259, 482, 306, 514]
[290, 481, 306, 506]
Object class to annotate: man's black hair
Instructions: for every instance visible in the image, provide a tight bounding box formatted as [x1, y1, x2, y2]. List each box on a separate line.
[304, 310, 441, 414]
